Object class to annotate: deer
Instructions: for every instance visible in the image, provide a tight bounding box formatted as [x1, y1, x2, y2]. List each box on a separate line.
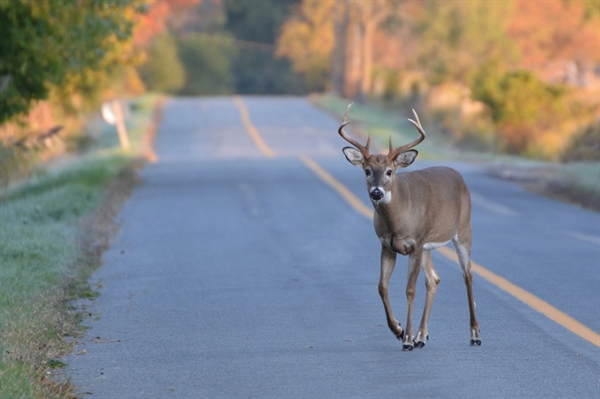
[338, 103, 481, 350]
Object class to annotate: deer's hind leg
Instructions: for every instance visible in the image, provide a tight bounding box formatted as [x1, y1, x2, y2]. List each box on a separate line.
[414, 251, 440, 348]
[452, 234, 482, 346]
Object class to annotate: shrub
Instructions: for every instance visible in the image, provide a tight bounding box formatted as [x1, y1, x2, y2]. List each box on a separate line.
[177, 33, 236, 96]
[138, 33, 186, 93]
[562, 122, 600, 162]
[472, 69, 570, 155]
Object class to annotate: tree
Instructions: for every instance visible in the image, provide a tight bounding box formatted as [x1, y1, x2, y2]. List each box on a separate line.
[138, 32, 186, 93]
[177, 33, 236, 95]
[276, 0, 335, 91]
[0, 0, 141, 123]
[329, 0, 402, 100]
[414, 0, 518, 86]
[224, 0, 306, 94]
[509, 0, 599, 81]
[472, 70, 570, 153]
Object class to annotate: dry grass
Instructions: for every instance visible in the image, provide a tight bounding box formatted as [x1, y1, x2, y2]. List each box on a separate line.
[0, 94, 163, 398]
[0, 160, 142, 399]
[489, 162, 600, 212]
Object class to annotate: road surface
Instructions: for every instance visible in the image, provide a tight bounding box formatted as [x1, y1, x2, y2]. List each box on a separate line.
[67, 96, 599, 398]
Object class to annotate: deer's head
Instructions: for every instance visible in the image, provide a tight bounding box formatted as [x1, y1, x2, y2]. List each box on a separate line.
[339, 104, 426, 204]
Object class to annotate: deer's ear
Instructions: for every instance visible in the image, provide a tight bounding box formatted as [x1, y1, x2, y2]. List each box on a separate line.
[393, 150, 418, 168]
[342, 147, 364, 166]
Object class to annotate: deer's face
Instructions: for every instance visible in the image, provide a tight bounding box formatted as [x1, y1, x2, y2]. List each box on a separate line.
[342, 148, 418, 204]
[337, 104, 425, 204]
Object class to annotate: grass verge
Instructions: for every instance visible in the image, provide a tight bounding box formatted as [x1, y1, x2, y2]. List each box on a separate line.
[0, 94, 163, 398]
[310, 93, 457, 159]
[312, 93, 600, 212]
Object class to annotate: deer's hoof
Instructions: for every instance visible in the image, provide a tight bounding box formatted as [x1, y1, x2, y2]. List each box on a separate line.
[470, 339, 482, 346]
[402, 343, 414, 351]
[414, 340, 426, 349]
[394, 323, 405, 341]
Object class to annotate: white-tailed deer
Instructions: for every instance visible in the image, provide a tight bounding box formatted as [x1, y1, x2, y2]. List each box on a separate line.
[339, 104, 481, 350]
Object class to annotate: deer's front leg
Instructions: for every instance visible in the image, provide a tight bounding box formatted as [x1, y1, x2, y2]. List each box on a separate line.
[379, 245, 404, 341]
[402, 249, 423, 351]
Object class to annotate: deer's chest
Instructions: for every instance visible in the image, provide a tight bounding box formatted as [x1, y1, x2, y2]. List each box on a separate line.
[379, 234, 416, 256]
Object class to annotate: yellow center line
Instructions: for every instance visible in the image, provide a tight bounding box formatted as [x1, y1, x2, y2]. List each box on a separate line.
[302, 156, 600, 348]
[233, 99, 599, 348]
[233, 96, 277, 158]
[299, 155, 373, 219]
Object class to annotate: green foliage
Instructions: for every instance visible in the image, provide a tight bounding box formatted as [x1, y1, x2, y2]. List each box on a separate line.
[415, 0, 518, 86]
[232, 51, 307, 95]
[225, 0, 298, 45]
[472, 69, 570, 153]
[562, 122, 600, 162]
[0, 141, 40, 187]
[381, 69, 402, 103]
[0, 0, 139, 124]
[139, 32, 186, 93]
[275, 0, 335, 92]
[224, 0, 306, 94]
[177, 34, 236, 95]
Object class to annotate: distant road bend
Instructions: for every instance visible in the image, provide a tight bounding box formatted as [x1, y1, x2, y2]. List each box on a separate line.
[67, 96, 600, 398]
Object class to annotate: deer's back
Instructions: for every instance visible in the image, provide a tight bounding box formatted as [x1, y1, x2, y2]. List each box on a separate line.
[376, 166, 471, 245]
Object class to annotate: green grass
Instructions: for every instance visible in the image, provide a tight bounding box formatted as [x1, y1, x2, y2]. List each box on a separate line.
[557, 162, 600, 195]
[313, 93, 456, 160]
[0, 93, 162, 398]
[0, 154, 126, 318]
[0, 153, 129, 398]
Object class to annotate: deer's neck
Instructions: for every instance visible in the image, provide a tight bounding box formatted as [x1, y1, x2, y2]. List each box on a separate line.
[373, 178, 414, 230]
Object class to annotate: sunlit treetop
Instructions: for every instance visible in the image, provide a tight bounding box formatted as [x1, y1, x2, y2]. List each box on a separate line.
[0, 0, 146, 123]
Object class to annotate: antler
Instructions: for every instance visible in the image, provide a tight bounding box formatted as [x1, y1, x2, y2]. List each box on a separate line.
[388, 108, 426, 160]
[338, 103, 371, 160]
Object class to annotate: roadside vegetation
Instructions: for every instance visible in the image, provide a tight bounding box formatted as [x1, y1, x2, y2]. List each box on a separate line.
[0, 94, 161, 398]
[136, 0, 598, 209]
[0, 0, 597, 395]
[0, 1, 169, 395]
[314, 94, 600, 212]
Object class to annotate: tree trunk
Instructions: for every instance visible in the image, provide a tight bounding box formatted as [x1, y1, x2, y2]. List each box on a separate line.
[331, 0, 349, 96]
[343, 2, 362, 99]
[359, 18, 375, 103]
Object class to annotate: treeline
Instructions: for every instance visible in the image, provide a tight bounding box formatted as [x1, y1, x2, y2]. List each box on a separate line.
[139, 0, 599, 160]
[276, 0, 600, 160]
[0, 0, 306, 186]
[0, 0, 155, 185]
[140, 0, 306, 96]
[1, 0, 598, 171]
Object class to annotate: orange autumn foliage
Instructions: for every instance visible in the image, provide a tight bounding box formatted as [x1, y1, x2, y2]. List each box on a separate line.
[509, 0, 599, 69]
[133, 0, 204, 47]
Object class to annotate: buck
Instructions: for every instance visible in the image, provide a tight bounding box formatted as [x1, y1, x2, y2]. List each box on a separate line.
[339, 104, 481, 350]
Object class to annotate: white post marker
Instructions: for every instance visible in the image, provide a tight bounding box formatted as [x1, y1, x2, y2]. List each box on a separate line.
[101, 99, 131, 150]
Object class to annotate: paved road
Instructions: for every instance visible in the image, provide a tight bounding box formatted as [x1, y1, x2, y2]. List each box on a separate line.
[67, 96, 599, 398]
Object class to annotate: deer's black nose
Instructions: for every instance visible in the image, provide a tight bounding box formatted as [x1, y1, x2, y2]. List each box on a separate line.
[370, 188, 384, 200]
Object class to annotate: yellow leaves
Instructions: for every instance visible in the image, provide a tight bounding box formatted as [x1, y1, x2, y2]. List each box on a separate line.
[275, 0, 335, 90]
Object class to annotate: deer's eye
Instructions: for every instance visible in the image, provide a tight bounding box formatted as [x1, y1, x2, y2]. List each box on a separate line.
[365, 169, 371, 177]
[386, 169, 393, 176]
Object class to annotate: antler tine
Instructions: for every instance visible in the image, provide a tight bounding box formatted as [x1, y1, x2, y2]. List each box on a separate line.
[407, 108, 426, 139]
[342, 102, 353, 123]
[388, 108, 426, 160]
[338, 102, 371, 159]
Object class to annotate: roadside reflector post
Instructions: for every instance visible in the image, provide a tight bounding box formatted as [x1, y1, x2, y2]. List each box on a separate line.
[102, 100, 131, 150]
